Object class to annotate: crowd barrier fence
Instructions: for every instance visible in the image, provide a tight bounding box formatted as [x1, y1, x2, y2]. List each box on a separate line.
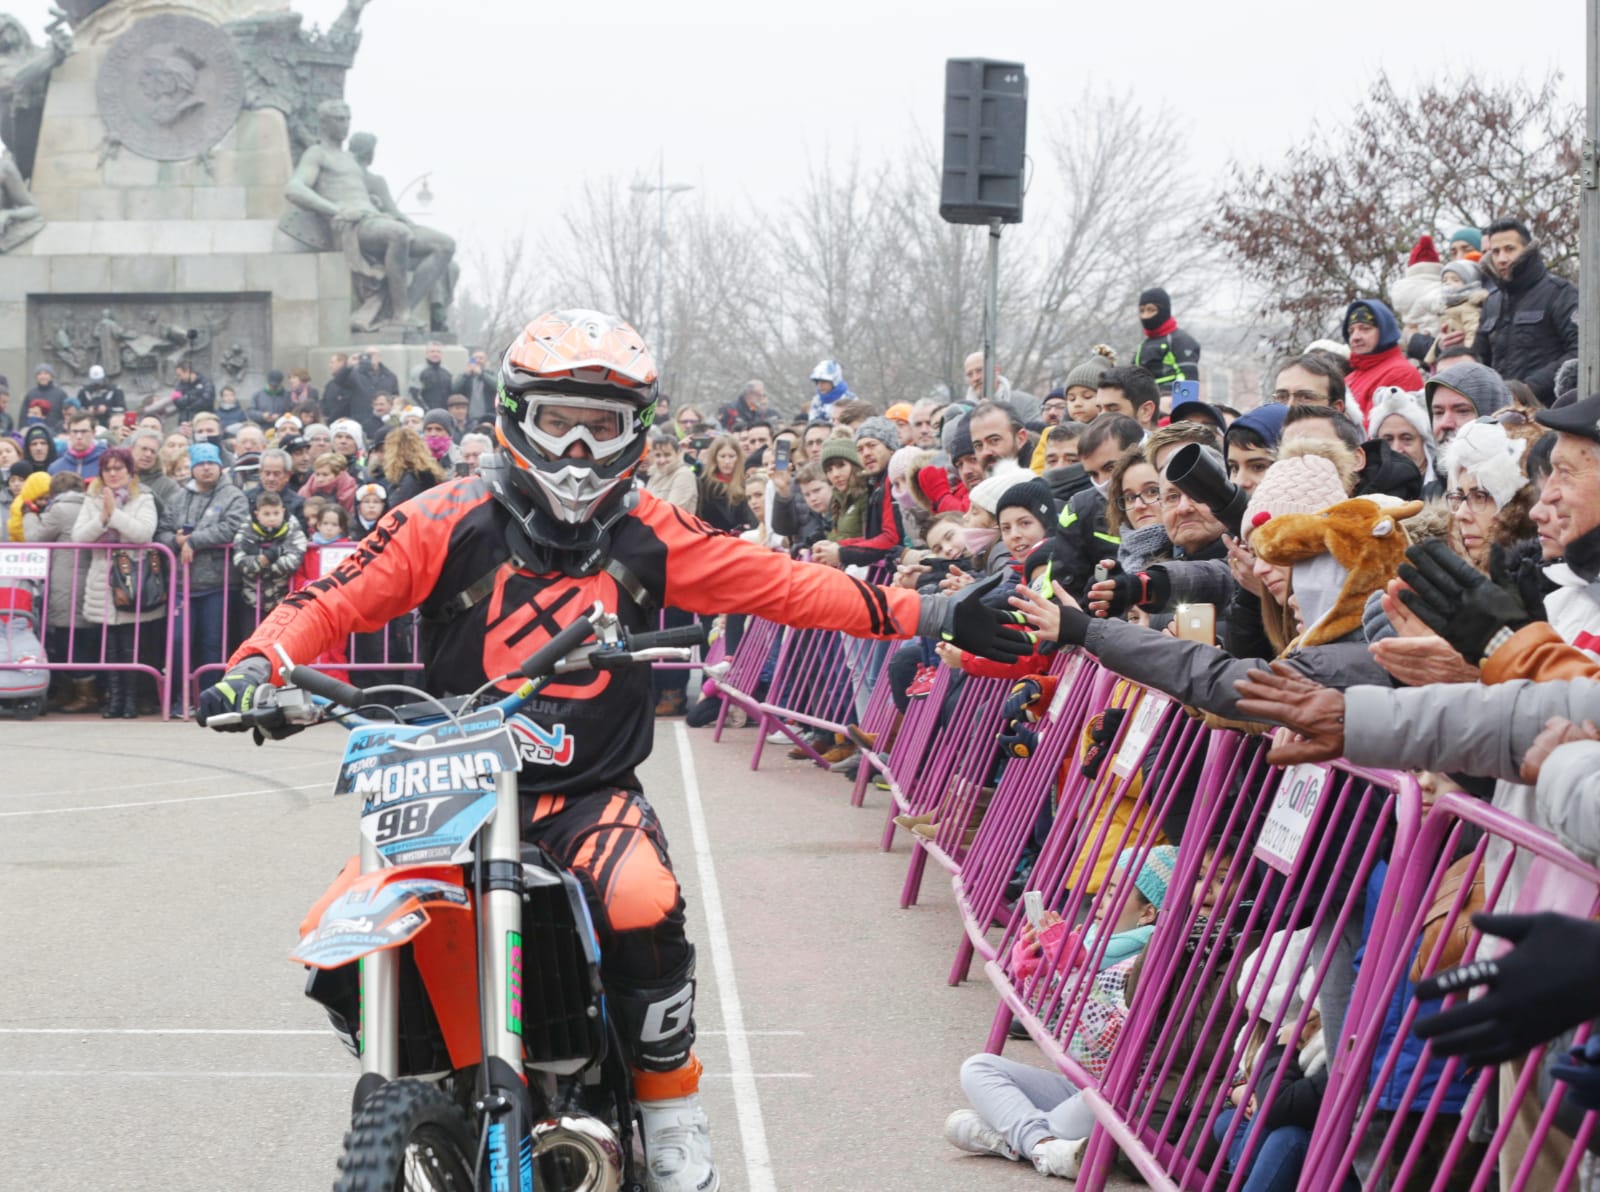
[713, 616, 1600, 1191]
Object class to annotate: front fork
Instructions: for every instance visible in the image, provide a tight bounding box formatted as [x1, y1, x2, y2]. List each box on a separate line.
[477, 768, 537, 1190]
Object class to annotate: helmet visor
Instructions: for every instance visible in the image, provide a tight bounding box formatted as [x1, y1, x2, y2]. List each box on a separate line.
[519, 395, 639, 464]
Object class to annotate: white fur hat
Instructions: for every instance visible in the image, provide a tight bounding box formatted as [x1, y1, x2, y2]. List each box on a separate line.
[1365, 387, 1432, 444]
[1444, 420, 1527, 511]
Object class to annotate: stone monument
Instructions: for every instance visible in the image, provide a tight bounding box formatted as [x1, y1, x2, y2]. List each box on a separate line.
[0, 0, 463, 406]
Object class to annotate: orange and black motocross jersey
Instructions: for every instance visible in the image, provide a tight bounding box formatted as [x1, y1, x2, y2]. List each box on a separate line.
[232, 477, 924, 797]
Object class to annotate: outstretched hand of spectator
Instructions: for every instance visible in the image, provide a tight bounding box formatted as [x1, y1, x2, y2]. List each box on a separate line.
[1413, 912, 1600, 1066]
[1396, 540, 1533, 664]
[1369, 633, 1482, 687]
[1232, 662, 1346, 764]
[1519, 716, 1600, 784]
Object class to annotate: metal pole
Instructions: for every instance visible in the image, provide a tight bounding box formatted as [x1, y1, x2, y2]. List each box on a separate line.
[983, 217, 1001, 402]
[1584, 0, 1600, 397]
[657, 155, 666, 359]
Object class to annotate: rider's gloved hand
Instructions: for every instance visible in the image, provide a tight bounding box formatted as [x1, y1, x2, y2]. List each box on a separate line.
[920, 575, 1035, 664]
[1413, 912, 1600, 1065]
[197, 655, 273, 729]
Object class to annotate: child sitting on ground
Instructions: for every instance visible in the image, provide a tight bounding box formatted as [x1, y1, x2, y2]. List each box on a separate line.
[946, 845, 1178, 1180]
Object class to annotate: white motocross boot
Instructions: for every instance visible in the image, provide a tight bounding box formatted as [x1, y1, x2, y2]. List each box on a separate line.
[639, 1094, 719, 1192]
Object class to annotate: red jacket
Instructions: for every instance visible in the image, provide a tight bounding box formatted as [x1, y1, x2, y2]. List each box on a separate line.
[918, 465, 969, 513]
[1346, 347, 1424, 420]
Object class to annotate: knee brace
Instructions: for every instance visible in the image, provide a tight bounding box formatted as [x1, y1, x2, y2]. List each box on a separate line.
[608, 946, 697, 1073]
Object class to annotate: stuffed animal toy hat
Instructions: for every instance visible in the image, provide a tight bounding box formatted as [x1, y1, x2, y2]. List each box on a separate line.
[1251, 495, 1425, 648]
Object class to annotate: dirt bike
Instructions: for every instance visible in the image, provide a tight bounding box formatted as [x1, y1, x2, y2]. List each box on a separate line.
[205, 604, 706, 1191]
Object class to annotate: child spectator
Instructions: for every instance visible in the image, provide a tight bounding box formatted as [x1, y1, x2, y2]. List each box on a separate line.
[299, 450, 356, 514]
[353, 482, 387, 535]
[947, 846, 1178, 1179]
[292, 503, 354, 681]
[215, 386, 245, 433]
[232, 491, 307, 637]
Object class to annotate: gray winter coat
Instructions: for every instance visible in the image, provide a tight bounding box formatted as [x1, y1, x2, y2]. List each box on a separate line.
[158, 478, 249, 593]
[1342, 678, 1600, 867]
[1079, 616, 1391, 723]
[22, 492, 88, 628]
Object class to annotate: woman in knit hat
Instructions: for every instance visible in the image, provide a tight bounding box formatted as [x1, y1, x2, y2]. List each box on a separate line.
[818, 435, 867, 542]
[1441, 420, 1534, 574]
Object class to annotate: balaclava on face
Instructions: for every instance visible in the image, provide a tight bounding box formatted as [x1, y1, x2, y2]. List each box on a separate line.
[1139, 287, 1173, 333]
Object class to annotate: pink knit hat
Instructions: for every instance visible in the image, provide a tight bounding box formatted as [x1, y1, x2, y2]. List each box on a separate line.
[888, 444, 920, 487]
[1241, 454, 1349, 544]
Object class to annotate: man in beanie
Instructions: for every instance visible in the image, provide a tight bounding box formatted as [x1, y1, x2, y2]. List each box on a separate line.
[76, 364, 125, 429]
[25, 363, 71, 432]
[249, 369, 292, 429]
[1475, 217, 1579, 406]
[942, 412, 985, 493]
[1447, 227, 1482, 261]
[1425, 361, 1510, 456]
[1341, 299, 1423, 420]
[1133, 287, 1200, 395]
[811, 417, 903, 568]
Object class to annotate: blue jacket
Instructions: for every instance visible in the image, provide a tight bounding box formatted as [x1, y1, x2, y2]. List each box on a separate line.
[1356, 862, 1474, 1114]
[47, 440, 106, 480]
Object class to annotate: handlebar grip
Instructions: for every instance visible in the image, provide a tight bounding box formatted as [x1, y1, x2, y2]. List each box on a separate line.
[625, 625, 708, 652]
[286, 665, 367, 709]
[519, 619, 596, 681]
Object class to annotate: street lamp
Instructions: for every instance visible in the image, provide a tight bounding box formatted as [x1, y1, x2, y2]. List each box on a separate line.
[395, 172, 434, 211]
[631, 156, 693, 367]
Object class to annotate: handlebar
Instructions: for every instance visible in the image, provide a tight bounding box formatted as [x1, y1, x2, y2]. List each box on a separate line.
[623, 624, 708, 652]
[518, 619, 597, 681]
[285, 665, 367, 709]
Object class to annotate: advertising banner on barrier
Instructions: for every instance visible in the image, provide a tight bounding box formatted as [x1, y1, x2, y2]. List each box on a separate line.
[0, 547, 49, 580]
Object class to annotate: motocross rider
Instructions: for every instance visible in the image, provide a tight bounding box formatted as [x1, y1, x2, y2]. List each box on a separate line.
[198, 310, 1032, 1192]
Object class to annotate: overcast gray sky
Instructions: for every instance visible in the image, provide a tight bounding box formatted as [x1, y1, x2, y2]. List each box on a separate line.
[9, 0, 1586, 296]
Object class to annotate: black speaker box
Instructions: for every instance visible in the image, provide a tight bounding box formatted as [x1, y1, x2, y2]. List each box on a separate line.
[940, 58, 1028, 225]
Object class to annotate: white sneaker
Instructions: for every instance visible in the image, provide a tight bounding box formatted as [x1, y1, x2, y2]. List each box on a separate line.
[1032, 1135, 1086, 1178]
[766, 726, 794, 744]
[704, 660, 733, 681]
[640, 1095, 719, 1192]
[943, 1109, 1020, 1160]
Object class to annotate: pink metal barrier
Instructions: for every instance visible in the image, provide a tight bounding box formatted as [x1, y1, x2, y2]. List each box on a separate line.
[948, 651, 1100, 984]
[175, 544, 421, 718]
[0, 541, 177, 717]
[1301, 792, 1600, 1191]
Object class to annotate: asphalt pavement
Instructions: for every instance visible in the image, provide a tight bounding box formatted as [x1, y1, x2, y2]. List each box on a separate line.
[0, 713, 1133, 1191]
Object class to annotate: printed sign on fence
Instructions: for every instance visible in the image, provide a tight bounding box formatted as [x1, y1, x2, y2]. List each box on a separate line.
[318, 546, 356, 579]
[0, 547, 48, 580]
[1254, 763, 1329, 875]
[1112, 691, 1170, 779]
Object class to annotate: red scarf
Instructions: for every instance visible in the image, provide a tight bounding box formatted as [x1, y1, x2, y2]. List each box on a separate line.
[1143, 317, 1177, 339]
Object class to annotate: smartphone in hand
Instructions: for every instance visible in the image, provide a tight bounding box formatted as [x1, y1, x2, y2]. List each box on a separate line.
[1176, 603, 1216, 646]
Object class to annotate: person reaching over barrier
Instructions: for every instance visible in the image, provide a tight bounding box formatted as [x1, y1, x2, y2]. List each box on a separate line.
[945, 846, 1178, 1180]
[195, 309, 1031, 1192]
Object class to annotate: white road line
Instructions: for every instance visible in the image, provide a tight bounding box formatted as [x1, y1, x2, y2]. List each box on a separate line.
[673, 721, 776, 1192]
[0, 759, 328, 801]
[0, 782, 325, 818]
[0, 1069, 813, 1079]
[0, 1027, 804, 1037]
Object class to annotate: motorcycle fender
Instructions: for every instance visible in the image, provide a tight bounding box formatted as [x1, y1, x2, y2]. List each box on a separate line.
[290, 862, 472, 971]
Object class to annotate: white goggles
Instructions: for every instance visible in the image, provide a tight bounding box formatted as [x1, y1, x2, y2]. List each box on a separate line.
[519, 395, 639, 464]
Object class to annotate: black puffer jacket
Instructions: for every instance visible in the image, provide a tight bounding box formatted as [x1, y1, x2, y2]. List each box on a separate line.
[1474, 248, 1579, 405]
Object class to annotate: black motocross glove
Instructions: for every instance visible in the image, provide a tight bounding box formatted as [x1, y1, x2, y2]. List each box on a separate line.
[1413, 912, 1600, 1066]
[196, 655, 273, 730]
[936, 574, 1035, 663]
[1397, 539, 1532, 664]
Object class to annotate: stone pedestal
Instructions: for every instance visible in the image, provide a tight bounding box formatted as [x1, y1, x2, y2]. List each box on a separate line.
[0, 2, 369, 402]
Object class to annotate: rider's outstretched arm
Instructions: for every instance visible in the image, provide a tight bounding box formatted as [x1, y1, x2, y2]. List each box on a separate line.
[227, 481, 480, 681]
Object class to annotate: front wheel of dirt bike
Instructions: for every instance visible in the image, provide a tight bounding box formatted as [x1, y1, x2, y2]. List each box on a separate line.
[333, 1078, 476, 1192]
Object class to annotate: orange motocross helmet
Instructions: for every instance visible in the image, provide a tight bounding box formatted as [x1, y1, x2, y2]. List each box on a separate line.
[491, 310, 659, 548]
